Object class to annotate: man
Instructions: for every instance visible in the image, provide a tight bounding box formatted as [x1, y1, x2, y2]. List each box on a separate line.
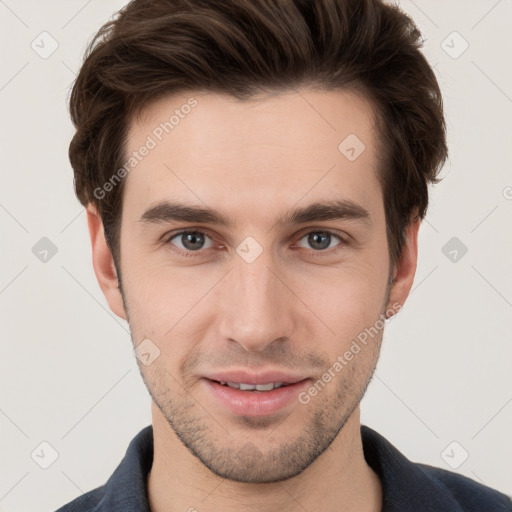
[57, 0, 511, 510]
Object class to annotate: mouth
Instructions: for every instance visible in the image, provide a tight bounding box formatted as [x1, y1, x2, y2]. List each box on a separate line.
[202, 374, 310, 417]
[213, 380, 290, 391]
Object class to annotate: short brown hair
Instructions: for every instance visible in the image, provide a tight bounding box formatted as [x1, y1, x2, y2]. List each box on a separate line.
[68, 0, 447, 271]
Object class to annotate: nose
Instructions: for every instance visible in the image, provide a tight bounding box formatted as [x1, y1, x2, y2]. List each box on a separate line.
[218, 252, 295, 352]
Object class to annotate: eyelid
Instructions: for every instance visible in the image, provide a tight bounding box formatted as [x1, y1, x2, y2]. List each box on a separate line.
[292, 228, 348, 254]
[294, 226, 349, 243]
[164, 228, 218, 253]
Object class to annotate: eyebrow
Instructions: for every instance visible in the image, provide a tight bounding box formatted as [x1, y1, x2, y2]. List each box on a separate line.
[138, 199, 371, 229]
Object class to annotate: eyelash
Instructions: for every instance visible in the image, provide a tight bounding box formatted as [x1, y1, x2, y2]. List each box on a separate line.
[163, 228, 349, 258]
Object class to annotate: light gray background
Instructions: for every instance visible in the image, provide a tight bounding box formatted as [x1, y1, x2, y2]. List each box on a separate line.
[1, 1, 511, 510]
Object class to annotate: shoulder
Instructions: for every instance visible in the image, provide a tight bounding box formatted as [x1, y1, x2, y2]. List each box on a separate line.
[416, 463, 512, 511]
[361, 425, 512, 511]
[53, 425, 154, 512]
[53, 486, 105, 512]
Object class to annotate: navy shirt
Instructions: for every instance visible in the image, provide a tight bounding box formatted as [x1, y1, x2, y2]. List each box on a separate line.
[55, 425, 512, 511]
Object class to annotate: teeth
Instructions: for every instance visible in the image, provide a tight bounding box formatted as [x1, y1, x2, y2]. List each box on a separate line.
[256, 383, 275, 391]
[222, 381, 285, 391]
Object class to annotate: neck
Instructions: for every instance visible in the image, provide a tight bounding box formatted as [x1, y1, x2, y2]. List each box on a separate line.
[147, 404, 382, 512]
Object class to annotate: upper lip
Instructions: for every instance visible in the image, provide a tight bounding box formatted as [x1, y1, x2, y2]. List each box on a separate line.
[203, 370, 309, 385]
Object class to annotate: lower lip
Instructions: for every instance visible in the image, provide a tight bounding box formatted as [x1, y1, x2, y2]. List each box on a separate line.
[203, 379, 310, 417]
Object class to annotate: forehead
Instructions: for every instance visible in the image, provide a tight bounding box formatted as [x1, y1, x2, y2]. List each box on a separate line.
[123, 88, 382, 225]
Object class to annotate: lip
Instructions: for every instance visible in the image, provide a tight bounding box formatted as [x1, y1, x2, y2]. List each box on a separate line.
[202, 376, 310, 417]
[203, 370, 309, 386]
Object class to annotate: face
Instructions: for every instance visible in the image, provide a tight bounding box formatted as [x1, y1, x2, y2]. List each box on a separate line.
[90, 88, 418, 483]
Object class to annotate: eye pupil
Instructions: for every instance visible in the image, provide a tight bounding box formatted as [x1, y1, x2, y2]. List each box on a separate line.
[309, 232, 331, 251]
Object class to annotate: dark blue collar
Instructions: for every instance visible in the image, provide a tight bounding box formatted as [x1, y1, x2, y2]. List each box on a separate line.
[57, 424, 512, 512]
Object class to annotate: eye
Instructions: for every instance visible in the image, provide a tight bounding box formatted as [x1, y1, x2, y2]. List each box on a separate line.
[295, 230, 344, 252]
[166, 229, 214, 254]
[164, 228, 346, 257]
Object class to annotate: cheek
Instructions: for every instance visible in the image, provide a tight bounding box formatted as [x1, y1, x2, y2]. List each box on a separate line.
[317, 246, 389, 306]
[301, 257, 389, 352]
[316, 277, 386, 343]
[121, 255, 218, 345]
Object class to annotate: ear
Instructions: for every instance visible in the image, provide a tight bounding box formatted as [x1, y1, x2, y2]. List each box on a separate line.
[385, 214, 421, 318]
[86, 204, 127, 320]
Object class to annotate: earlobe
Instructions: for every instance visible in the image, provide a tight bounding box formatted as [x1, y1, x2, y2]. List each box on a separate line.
[86, 204, 127, 320]
[385, 215, 421, 318]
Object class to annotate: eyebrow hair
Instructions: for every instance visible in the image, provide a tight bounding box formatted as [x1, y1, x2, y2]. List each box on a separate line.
[138, 199, 371, 229]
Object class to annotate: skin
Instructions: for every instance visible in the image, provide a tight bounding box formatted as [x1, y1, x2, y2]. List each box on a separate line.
[87, 88, 419, 512]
